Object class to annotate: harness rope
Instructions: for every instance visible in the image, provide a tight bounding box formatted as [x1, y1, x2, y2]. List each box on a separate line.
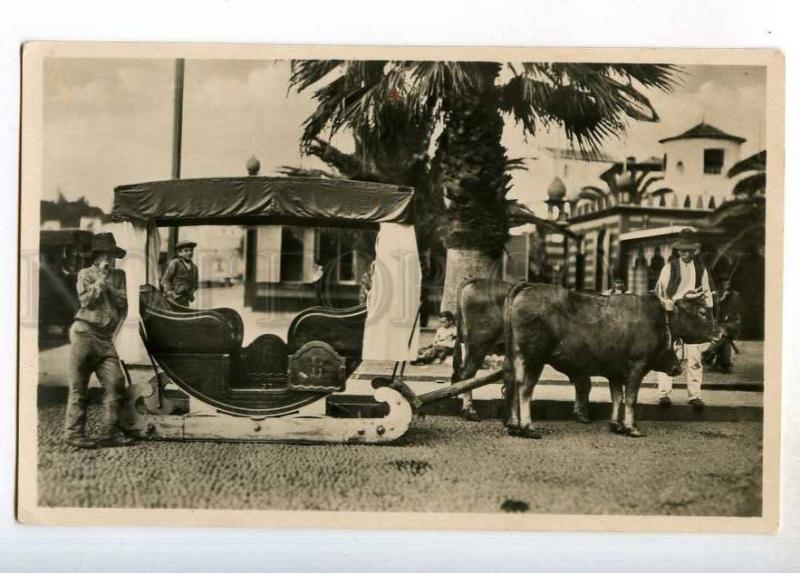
[665, 311, 673, 350]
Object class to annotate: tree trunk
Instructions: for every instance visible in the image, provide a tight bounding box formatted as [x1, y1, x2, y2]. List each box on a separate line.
[432, 62, 508, 314]
[440, 248, 501, 313]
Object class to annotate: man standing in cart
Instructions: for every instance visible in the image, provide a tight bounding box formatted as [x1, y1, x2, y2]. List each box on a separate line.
[161, 239, 199, 308]
[65, 233, 135, 449]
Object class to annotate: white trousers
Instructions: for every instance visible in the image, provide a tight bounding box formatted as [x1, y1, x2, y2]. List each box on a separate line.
[657, 343, 706, 400]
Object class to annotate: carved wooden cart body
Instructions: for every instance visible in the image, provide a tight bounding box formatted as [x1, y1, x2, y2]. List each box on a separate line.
[112, 176, 428, 444]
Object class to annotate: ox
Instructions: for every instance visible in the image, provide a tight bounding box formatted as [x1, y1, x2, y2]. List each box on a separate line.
[453, 278, 509, 420]
[454, 278, 594, 424]
[505, 282, 714, 438]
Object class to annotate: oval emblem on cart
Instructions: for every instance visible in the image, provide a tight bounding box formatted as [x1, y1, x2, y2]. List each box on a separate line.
[287, 341, 347, 392]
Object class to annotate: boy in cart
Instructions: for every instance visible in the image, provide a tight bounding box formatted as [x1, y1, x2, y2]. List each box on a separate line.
[161, 240, 199, 307]
[64, 233, 135, 449]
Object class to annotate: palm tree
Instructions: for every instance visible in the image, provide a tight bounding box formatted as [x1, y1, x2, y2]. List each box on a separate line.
[702, 150, 767, 338]
[704, 150, 767, 269]
[277, 91, 441, 251]
[580, 157, 673, 207]
[289, 60, 680, 312]
[728, 150, 766, 197]
[282, 62, 444, 310]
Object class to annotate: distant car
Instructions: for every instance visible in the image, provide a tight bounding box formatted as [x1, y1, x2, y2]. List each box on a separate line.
[38, 229, 93, 339]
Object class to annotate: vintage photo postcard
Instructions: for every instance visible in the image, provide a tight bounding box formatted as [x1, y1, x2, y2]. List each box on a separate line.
[17, 43, 784, 533]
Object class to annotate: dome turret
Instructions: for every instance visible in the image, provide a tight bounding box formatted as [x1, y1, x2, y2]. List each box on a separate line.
[547, 177, 567, 201]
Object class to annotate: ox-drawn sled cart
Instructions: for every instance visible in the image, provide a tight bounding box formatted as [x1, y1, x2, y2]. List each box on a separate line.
[111, 176, 501, 444]
[109, 177, 707, 445]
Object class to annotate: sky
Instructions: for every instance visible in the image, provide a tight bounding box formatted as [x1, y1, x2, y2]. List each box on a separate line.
[42, 59, 767, 214]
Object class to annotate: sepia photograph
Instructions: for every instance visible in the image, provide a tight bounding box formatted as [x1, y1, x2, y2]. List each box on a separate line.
[16, 44, 783, 532]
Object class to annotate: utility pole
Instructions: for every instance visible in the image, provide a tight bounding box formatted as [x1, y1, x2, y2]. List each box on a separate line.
[167, 58, 185, 257]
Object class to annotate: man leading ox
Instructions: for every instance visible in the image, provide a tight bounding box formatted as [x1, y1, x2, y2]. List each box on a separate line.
[655, 228, 714, 409]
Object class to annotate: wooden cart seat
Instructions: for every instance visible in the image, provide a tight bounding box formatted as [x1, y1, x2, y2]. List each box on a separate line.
[287, 304, 367, 377]
[139, 285, 244, 354]
[138, 286, 366, 416]
[235, 334, 289, 388]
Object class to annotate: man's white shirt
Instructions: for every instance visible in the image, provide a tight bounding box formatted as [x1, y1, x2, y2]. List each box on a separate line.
[655, 259, 713, 308]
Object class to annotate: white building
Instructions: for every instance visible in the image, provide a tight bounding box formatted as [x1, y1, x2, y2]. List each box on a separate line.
[525, 122, 752, 294]
[660, 122, 745, 207]
[502, 147, 618, 282]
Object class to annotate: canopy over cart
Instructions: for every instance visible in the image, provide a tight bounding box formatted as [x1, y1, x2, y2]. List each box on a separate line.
[113, 176, 415, 227]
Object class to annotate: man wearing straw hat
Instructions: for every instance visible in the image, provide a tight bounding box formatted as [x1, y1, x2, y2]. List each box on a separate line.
[161, 239, 199, 308]
[654, 228, 714, 409]
[64, 233, 135, 449]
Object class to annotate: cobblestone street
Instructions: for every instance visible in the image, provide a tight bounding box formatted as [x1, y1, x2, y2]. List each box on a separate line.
[38, 403, 762, 516]
[36, 314, 766, 516]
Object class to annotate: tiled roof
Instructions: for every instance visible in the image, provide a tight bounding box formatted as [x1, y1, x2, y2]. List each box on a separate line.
[659, 122, 746, 144]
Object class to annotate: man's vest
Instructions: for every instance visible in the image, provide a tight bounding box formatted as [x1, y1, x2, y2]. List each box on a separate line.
[666, 257, 705, 299]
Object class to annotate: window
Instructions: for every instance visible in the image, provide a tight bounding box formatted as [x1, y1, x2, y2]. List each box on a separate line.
[676, 160, 684, 175]
[280, 226, 305, 282]
[337, 232, 357, 283]
[704, 148, 725, 175]
[317, 228, 376, 285]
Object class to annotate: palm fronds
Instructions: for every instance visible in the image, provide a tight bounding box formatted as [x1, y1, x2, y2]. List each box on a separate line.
[288, 58, 681, 257]
[501, 63, 680, 149]
[732, 172, 766, 197]
[275, 166, 344, 179]
[727, 150, 766, 178]
[728, 150, 766, 197]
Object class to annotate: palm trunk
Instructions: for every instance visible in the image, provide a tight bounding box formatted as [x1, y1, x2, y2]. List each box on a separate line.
[433, 63, 508, 314]
[440, 248, 500, 313]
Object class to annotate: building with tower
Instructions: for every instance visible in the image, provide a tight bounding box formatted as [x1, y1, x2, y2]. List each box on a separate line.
[659, 121, 746, 205]
[533, 122, 763, 337]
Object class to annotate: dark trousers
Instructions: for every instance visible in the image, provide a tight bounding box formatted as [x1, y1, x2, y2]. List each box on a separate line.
[65, 322, 125, 440]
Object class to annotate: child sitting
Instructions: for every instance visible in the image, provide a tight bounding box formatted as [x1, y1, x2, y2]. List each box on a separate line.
[412, 311, 457, 365]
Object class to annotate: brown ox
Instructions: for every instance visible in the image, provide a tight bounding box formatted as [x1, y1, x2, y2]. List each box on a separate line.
[454, 278, 594, 423]
[505, 283, 714, 438]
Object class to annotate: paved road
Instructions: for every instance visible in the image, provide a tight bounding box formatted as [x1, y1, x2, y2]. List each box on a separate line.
[38, 403, 762, 516]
